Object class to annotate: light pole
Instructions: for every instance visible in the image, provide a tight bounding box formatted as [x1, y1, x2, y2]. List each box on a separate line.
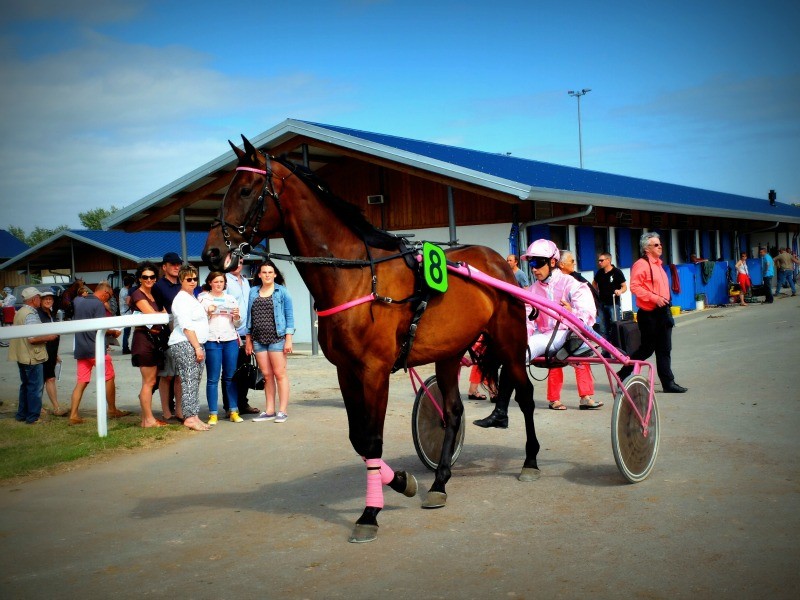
[567, 88, 591, 168]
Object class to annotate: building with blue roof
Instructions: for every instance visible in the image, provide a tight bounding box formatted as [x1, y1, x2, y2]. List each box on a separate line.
[0, 229, 209, 288]
[6, 119, 798, 342]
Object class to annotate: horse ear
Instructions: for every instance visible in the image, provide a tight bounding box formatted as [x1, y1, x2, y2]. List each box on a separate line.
[229, 140, 247, 161]
[240, 135, 260, 164]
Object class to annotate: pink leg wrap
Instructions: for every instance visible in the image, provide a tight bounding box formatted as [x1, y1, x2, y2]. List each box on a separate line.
[364, 458, 384, 508]
[363, 458, 397, 507]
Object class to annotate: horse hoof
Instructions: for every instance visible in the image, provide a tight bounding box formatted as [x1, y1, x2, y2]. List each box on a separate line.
[518, 467, 541, 482]
[421, 491, 447, 509]
[402, 472, 418, 497]
[348, 523, 378, 543]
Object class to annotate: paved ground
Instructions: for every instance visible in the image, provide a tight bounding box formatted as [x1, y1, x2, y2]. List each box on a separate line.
[1, 295, 798, 599]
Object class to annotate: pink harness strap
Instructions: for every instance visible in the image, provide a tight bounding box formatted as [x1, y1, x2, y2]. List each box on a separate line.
[316, 293, 376, 317]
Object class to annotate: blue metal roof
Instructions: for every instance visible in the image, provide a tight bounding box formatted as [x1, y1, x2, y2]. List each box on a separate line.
[297, 120, 800, 223]
[0, 229, 29, 259]
[72, 230, 209, 261]
[0, 229, 210, 271]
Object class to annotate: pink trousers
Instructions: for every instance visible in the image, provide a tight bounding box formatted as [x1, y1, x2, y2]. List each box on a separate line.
[547, 364, 594, 401]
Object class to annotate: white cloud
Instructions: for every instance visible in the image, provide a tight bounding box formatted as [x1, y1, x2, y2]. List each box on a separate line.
[0, 31, 357, 232]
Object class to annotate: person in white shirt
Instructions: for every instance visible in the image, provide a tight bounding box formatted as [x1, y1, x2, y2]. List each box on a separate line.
[168, 265, 210, 431]
[198, 272, 243, 425]
[735, 252, 751, 306]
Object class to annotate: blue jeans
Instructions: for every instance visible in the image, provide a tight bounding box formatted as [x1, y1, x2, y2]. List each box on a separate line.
[17, 363, 44, 424]
[205, 339, 239, 414]
[775, 270, 796, 295]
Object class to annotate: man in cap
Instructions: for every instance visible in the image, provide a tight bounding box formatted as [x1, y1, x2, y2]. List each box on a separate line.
[473, 239, 597, 428]
[153, 252, 183, 419]
[8, 287, 58, 424]
[2, 286, 16, 307]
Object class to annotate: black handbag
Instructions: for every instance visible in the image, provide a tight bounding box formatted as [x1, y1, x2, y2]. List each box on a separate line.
[238, 354, 265, 390]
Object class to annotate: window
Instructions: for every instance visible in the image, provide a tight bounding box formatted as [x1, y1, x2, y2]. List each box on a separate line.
[627, 228, 644, 262]
[549, 225, 568, 254]
[677, 230, 695, 263]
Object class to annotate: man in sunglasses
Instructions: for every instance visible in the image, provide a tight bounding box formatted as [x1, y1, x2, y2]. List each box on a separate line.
[473, 239, 597, 427]
[593, 252, 627, 341]
[153, 252, 184, 418]
[616, 232, 687, 393]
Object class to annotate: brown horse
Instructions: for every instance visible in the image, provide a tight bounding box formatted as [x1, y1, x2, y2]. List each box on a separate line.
[202, 137, 540, 543]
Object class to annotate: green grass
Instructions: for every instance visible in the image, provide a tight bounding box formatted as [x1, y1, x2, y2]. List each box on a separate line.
[0, 416, 186, 481]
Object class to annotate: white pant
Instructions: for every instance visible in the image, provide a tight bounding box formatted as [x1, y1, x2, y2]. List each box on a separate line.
[528, 328, 569, 361]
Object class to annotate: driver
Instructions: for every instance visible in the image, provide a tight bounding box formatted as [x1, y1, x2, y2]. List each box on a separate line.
[473, 239, 596, 429]
[522, 239, 596, 360]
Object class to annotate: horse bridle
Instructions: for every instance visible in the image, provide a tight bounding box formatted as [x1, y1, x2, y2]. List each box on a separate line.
[211, 152, 290, 259]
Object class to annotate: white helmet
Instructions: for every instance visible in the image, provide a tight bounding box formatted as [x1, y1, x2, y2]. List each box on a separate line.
[521, 239, 560, 262]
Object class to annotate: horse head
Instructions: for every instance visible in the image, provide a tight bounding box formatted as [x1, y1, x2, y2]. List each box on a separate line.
[202, 135, 289, 272]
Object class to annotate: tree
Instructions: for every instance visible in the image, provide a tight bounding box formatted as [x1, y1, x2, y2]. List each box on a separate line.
[8, 225, 69, 247]
[79, 206, 119, 230]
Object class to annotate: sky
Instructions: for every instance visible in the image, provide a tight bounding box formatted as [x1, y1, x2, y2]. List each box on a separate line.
[1, 0, 798, 234]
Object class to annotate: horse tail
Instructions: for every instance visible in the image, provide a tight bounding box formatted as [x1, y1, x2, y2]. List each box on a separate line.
[469, 333, 502, 391]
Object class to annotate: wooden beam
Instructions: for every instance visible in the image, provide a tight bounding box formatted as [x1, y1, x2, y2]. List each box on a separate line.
[267, 135, 523, 206]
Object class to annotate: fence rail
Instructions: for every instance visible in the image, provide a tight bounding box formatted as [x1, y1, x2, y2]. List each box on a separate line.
[1, 313, 170, 437]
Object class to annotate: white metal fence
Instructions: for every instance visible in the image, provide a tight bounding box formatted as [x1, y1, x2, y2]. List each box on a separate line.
[0, 313, 169, 437]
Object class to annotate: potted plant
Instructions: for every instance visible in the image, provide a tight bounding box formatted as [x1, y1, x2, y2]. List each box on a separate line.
[695, 293, 706, 311]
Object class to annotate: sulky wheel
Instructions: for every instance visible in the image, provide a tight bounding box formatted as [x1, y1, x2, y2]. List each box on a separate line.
[412, 375, 465, 471]
[611, 375, 660, 483]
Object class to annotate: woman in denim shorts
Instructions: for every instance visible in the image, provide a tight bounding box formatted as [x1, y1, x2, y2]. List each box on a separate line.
[245, 260, 294, 423]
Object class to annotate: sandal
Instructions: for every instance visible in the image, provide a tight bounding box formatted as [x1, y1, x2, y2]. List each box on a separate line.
[579, 397, 604, 410]
[468, 393, 487, 400]
[549, 401, 567, 410]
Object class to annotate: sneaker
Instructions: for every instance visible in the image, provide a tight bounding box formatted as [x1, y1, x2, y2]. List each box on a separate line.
[275, 412, 288, 423]
[207, 414, 218, 426]
[229, 411, 243, 423]
[253, 412, 276, 422]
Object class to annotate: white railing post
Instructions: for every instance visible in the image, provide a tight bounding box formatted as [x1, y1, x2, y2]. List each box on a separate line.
[95, 327, 108, 437]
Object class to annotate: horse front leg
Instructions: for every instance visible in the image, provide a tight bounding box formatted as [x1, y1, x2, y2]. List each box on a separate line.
[422, 359, 462, 509]
[338, 368, 418, 543]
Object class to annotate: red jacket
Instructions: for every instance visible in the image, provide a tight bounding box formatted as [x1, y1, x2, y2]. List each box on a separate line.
[630, 256, 670, 311]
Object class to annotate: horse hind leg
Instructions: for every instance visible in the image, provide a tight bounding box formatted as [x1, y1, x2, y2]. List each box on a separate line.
[421, 359, 462, 509]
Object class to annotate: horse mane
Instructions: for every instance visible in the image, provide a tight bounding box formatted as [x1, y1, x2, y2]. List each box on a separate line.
[273, 155, 404, 252]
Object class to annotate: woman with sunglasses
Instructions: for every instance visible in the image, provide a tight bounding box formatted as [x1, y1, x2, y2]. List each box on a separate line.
[130, 261, 170, 427]
[198, 271, 243, 425]
[168, 265, 211, 431]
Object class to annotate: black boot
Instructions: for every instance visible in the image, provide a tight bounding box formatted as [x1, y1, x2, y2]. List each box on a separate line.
[662, 381, 687, 393]
[473, 407, 508, 429]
